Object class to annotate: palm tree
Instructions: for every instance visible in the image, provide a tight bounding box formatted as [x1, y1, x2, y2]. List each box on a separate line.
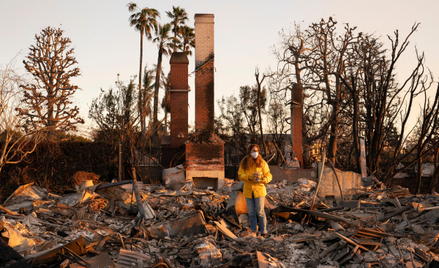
[152, 23, 172, 145]
[127, 2, 159, 141]
[166, 6, 188, 52]
[180, 26, 195, 55]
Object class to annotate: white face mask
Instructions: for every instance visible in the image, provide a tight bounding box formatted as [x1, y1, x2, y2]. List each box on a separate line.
[251, 152, 259, 159]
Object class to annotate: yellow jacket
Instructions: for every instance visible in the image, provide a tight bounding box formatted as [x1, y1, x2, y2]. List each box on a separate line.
[238, 158, 272, 198]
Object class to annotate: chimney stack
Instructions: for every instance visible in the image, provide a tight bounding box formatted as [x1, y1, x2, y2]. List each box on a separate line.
[292, 83, 303, 165]
[169, 52, 189, 148]
[185, 14, 224, 189]
[194, 14, 215, 132]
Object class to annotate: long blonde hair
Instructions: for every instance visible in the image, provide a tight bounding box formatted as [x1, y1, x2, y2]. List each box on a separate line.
[240, 144, 263, 170]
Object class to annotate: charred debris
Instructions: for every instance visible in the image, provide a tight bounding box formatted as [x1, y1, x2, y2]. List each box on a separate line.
[1, 167, 439, 268]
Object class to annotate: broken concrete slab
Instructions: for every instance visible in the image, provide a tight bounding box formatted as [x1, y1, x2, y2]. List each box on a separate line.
[317, 162, 362, 200]
[147, 210, 207, 239]
[269, 165, 314, 184]
[163, 164, 185, 190]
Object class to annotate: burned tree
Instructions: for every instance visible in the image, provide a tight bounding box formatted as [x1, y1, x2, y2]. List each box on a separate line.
[89, 76, 140, 143]
[255, 68, 270, 157]
[266, 92, 290, 164]
[0, 58, 47, 174]
[303, 18, 356, 166]
[272, 23, 309, 163]
[89, 75, 158, 179]
[273, 18, 357, 166]
[274, 19, 439, 186]
[216, 94, 248, 155]
[18, 27, 84, 139]
[348, 24, 439, 188]
[217, 84, 267, 154]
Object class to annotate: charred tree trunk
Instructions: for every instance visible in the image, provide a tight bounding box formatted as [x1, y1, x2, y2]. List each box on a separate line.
[255, 70, 268, 157]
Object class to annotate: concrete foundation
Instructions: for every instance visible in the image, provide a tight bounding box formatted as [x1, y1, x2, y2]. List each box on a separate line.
[269, 166, 315, 184]
[317, 162, 362, 201]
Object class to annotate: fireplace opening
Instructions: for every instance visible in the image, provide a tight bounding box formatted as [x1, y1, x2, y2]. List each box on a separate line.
[193, 177, 218, 190]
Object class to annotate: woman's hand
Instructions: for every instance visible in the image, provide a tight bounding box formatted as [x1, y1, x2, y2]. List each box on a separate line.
[252, 172, 262, 183]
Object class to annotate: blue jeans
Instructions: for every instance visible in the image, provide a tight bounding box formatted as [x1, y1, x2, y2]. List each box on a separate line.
[245, 193, 267, 234]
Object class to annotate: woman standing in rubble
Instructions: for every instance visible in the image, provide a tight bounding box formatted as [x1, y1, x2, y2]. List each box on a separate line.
[238, 144, 272, 237]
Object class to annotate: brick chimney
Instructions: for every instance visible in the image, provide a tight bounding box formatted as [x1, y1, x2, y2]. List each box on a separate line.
[185, 14, 225, 189]
[292, 83, 303, 165]
[194, 14, 215, 132]
[169, 52, 189, 148]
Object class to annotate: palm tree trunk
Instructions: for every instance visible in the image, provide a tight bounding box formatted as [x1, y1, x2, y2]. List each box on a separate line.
[139, 32, 145, 141]
[164, 112, 168, 136]
[164, 88, 169, 136]
[152, 49, 163, 146]
[173, 29, 177, 52]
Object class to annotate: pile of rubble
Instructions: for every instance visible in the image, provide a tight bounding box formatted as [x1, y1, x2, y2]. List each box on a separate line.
[1, 177, 439, 267]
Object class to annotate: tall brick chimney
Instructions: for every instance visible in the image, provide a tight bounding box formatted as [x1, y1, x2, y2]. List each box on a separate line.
[169, 52, 189, 148]
[185, 14, 225, 189]
[292, 83, 303, 165]
[194, 14, 215, 132]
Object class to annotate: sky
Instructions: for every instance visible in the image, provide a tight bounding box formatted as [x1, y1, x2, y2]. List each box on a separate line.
[1, 0, 439, 137]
